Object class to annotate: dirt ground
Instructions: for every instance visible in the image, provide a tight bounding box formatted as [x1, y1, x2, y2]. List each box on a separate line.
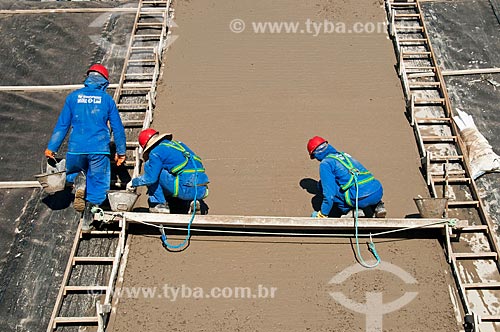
[108, 0, 460, 331]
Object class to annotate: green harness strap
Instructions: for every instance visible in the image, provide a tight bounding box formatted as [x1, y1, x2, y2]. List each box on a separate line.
[160, 141, 205, 197]
[161, 141, 204, 173]
[325, 152, 375, 207]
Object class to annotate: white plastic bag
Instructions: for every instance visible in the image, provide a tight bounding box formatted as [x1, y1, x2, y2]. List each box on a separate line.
[453, 109, 500, 179]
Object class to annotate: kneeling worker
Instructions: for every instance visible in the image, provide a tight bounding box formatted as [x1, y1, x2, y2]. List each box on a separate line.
[127, 128, 209, 213]
[308, 136, 386, 218]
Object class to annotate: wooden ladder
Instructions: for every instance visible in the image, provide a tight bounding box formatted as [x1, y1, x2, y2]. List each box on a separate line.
[113, 0, 173, 175]
[386, 0, 500, 329]
[46, 1, 174, 331]
[46, 218, 127, 332]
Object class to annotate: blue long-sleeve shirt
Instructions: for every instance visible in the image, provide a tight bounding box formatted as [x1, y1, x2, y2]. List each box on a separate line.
[47, 75, 126, 155]
[132, 140, 209, 188]
[315, 145, 382, 215]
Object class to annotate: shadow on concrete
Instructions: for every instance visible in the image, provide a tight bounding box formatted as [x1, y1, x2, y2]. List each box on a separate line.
[42, 187, 74, 210]
[299, 178, 322, 212]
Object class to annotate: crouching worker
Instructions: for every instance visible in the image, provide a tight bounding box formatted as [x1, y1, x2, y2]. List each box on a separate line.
[307, 136, 386, 218]
[45, 64, 126, 231]
[127, 129, 209, 214]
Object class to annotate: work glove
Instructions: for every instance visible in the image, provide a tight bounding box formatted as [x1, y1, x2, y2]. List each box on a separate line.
[115, 154, 126, 166]
[126, 181, 135, 192]
[311, 211, 327, 218]
[45, 149, 57, 167]
[45, 149, 56, 161]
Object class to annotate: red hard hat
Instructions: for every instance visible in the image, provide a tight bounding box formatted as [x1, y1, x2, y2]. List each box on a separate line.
[138, 128, 159, 149]
[307, 136, 328, 158]
[87, 64, 109, 80]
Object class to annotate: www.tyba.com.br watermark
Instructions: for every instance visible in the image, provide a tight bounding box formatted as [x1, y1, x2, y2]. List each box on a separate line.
[104, 284, 278, 301]
[229, 18, 388, 35]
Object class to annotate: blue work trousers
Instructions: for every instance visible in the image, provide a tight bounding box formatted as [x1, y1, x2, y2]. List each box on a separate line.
[147, 170, 207, 204]
[319, 181, 383, 215]
[334, 187, 384, 214]
[66, 153, 110, 205]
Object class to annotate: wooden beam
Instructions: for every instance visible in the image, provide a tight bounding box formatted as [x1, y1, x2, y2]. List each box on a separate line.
[0, 7, 139, 15]
[0, 181, 42, 189]
[418, 0, 474, 2]
[113, 212, 466, 231]
[0, 83, 151, 92]
[442, 68, 500, 76]
[0, 84, 85, 92]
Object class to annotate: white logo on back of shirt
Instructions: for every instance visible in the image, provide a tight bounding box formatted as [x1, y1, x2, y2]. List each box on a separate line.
[77, 95, 102, 104]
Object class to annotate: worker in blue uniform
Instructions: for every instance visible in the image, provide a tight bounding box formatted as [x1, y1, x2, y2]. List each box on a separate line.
[127, 128, 209, 214]
[307, 136, 386, 218]
[45, 64, 127, 230]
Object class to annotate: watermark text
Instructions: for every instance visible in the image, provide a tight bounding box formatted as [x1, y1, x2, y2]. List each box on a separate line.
[111, 284, 277, 301]
[229, 18, 387, 36]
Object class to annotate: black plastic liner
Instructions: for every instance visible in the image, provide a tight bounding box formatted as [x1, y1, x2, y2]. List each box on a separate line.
[0, 1, 133, 331]
[422, 0, 500, 227]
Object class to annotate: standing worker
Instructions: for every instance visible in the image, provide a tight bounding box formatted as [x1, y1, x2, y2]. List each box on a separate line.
[44, 64, 127, 231]
[127, 128, 209, 213]
[307, 136, 386, 218]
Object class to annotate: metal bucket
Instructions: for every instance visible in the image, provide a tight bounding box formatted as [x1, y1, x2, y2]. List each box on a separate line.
[34, 159, 66, 194]
[108, 191, 140, 212]
[413, 197, 448, 218]
[34, 171, 66, 194]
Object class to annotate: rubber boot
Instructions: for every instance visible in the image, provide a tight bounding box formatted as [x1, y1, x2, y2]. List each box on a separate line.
[374, 201, 387, 218]
[73, 171, 86, 213]
[149, 202, 170, 214]
[341, 209, 365, 218]
[82, 202, 97, 232]
[189, 200, 201, 215]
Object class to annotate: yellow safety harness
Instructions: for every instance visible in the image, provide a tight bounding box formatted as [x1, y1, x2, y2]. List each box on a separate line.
[160, 141, 206, 197]
[325, 152, 375, 207]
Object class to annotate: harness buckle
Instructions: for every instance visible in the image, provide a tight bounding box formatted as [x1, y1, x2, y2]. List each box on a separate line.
[350, 168, 360, 176]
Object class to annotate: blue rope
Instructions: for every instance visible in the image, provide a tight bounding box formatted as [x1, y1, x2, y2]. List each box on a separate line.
[160, 153, 198, 250]
[353, 171, 381, 268]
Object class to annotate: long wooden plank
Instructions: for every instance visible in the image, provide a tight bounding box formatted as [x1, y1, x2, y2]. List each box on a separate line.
[442, 68, 500, 76]
[480, 315, 500, 322]
[463, 282, 500, 290]
[53, 316, 99, 324]
[0, 83, 154, 92]
[113, 212, 465, 230]
[453, 252, 498, 259]
[0, 8, 139, 15]
[64, 285, 108, 295]
[0, 181, 42, 189]
[73, 257, 115, 263]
